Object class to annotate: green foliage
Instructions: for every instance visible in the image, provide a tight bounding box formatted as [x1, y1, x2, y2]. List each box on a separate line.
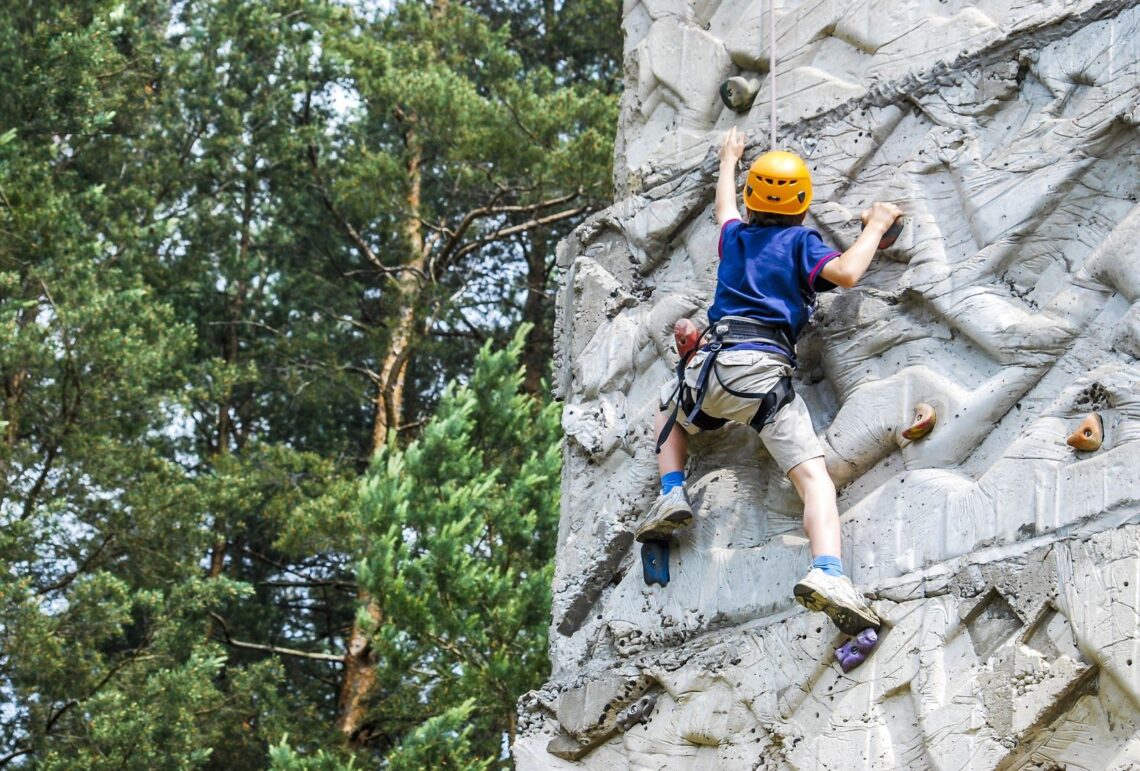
[315, 0, 618, 412]
[271, 699, 491, 771]
[468, 0, 623, 89]
[8, 574, 298, 770]
[383, 700, 493, 771]
[349, 327, 560, 766]
[0, 0, 613, 766]
[269, 736, 358, 771]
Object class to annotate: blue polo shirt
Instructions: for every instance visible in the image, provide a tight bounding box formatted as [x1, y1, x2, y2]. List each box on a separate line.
[709, 219, 840, 358]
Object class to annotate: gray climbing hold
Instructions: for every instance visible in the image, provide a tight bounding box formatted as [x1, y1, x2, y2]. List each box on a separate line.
[616, 692, 658, 731]
[719, 76, 761, 112]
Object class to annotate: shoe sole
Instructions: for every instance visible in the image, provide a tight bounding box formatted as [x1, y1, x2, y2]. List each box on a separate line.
[634, 509, 693, 543]
[793, 582, 881, 636]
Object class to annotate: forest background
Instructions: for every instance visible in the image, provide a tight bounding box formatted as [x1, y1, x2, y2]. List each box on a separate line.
[0, 0, 619, 767]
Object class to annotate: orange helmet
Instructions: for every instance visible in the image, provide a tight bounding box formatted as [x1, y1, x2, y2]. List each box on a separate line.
[744, 151, 813, 215]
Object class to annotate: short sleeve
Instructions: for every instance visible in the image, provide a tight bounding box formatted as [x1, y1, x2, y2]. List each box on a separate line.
[718, 218, 743, 260]
[797, 229, 841, 293]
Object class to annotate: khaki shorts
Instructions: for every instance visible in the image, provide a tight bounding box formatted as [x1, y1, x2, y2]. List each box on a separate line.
[659, 348, 824, 474]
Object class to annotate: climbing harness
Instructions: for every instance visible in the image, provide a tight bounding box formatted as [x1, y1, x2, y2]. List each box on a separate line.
[655, 317, 796, 453]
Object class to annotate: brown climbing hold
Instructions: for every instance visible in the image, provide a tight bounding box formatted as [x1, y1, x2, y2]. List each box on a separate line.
[861, 216, 904, 250]
[1066, 413, 1103, 451]
[901, 402, 937, 440]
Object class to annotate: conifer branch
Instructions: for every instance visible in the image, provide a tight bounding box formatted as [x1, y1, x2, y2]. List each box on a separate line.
[305, 142, 426, 283]
[447, 205, 590, 267]
[433, 188, 583, 275]
[209, 612, 345, 664]
[0, 748, 31, 767]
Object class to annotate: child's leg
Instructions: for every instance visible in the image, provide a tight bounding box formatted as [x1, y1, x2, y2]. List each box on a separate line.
[787, 456, 880, 634]
[637, 408, 694, 542]
[654, 407, 689, 479]
[786, 456, 841, 558]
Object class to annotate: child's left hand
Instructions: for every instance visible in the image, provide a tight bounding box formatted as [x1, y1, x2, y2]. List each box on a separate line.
[719, 126, 745, 165]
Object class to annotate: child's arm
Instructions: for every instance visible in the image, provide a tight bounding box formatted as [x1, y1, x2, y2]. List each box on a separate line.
[716, 127, 745, 226]
[820, 202, 903, 288]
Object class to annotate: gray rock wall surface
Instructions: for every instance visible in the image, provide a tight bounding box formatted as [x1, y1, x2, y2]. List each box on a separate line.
[517, 1, 1140, 768]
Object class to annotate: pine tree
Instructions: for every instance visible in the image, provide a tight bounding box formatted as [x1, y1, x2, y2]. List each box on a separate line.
[0, 2, 307, 766]
[295, 0, 615, 739]
[0, 0, 615, 765]
[274, 328, 560, 767]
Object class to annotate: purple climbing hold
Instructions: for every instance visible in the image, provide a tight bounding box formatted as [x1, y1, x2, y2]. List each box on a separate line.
[835, 627, 879, 672]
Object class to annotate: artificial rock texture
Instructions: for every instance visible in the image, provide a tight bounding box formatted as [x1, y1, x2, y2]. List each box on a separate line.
[516, 1, 1140, 769]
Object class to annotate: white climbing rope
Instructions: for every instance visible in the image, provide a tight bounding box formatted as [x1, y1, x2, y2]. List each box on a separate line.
[769, 0, 778, 149]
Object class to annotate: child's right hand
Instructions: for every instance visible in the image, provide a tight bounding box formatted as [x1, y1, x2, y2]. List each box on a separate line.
[719, 126, 745, 165]
[861, 202, 903, 231]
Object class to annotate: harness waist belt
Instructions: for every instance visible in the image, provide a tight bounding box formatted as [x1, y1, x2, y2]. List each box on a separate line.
[654, 317, 797, 454]
[710, 316, 793, 355]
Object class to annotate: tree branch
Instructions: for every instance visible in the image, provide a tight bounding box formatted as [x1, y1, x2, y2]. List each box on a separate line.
[240, 545, 354, 588]
[0, 747, 31, 767]
[209, 612, 345, 664]
[305, 142, 425, 283]
[433, 188, 582, 274]
[36, 533, 115, 595]
[19, 444, 61, 522]
[43, 650, 155, 735]
[448, 205, 590, 269]
[344, 364, 383, 386]
[257, 579, 357, 591]
[316, 309, 376, 333]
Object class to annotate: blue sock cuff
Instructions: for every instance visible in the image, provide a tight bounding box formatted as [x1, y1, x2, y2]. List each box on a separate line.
[661, 471, 685, 494]
[812, 555, 843, 577]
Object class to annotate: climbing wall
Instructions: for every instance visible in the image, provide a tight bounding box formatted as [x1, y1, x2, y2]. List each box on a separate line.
[516, 1, 1140, 768]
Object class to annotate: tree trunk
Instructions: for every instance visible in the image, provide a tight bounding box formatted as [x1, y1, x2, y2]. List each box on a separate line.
[0, 291, 35, 490]
[335, 585, 384, 744]
[337, 118, 427, 745]
[371, 278, 420, 450]
[205, 170, 252, 635]
[521, 233, 551, 395]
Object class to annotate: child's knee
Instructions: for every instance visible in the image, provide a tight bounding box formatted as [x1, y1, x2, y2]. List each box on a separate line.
[788, 456, 836, 496]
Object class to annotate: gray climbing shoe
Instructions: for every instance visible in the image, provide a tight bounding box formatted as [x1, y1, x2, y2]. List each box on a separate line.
[793, 569, 881, 636]
[635, 487, 693, 543]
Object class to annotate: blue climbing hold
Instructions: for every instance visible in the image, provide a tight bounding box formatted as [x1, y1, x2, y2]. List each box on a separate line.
[641, 539, 670, 586]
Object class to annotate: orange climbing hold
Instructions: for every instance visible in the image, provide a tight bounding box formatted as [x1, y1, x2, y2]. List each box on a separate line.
[674, 318, 702, 360]
[901, 402, 937, 440]
[1066, 413, 1103, 451]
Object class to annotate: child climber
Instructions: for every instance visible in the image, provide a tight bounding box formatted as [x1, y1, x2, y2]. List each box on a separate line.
[638, 126, 901, 636]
